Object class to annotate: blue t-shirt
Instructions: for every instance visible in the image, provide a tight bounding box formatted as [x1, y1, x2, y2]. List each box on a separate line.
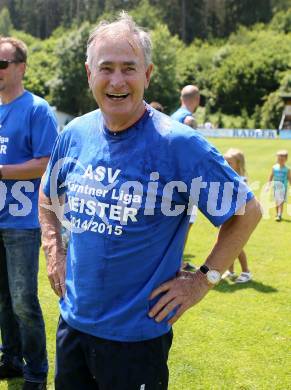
[0, 91, 58, 229]
[273, 164, 289, 190]
[43, 105, 253, 342]
[171, 107, 192, 123]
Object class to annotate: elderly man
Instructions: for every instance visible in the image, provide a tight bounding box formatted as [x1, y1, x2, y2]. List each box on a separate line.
[39, 13, 261, 390]
[171, 85, 200, 128]
[0, 37, 57, 389]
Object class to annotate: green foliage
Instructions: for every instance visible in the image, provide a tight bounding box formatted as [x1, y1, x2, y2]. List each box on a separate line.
[280, 71, 291, 92]
[216, 109, 224, 128]
[0, 7, 12, 35]
[146, 24, 183, 113]
[2, 0, 106, 38]
[173, 22, 290, 124]
[150, 0, 273, 42]
[49, 22, 96, 115]
[210, 28, 291, 115]
[235, 0, 273, 26]
[240, 108, 249, 128]
[11, 29, 40, 46]
[2, 5, 289, 124]
[260, 71, 291, 129]
[176, 40, 219, 102]
[261, 91, 284, 129]
[203, 100, 212, 123]
[24, 38, 58, 101]
[1, 0, 281, 41]
[271, 0, 291, 13]
[130, 0, 162, 30]
[104, 0, 139, 13]
[50, 25, 75, 40]
[270, 8, 291, 33]
[252, 105, 262, 129]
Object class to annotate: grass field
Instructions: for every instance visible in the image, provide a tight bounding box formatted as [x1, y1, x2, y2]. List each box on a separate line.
[1, 138, 291, 390]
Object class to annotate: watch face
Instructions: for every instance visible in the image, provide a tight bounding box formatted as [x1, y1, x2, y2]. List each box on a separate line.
[207, 270, 221, 284]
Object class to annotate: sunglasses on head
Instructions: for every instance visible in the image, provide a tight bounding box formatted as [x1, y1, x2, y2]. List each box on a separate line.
[0, 59, 21, 69]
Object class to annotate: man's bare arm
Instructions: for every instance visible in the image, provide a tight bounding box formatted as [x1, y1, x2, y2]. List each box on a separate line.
[39, 178, 66, 297]
[149, 197, 262, 325]
[0, 157, 50, 180]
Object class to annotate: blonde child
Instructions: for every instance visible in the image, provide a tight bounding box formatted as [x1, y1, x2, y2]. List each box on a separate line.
[267, 150, 291, 222]
[222, 148, 252, 283]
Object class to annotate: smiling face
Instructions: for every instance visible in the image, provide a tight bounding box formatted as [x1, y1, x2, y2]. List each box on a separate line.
[85, 33, 153, 131]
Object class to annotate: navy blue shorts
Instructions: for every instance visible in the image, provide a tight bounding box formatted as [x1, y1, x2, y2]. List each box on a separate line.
[55, 316, 173, 390]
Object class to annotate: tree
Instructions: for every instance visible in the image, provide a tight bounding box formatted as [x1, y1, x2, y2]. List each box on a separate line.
[261, 72, 291, 129]
[270, 9, 291, 33]
[145, 24, 183, 113]
[203, 101, 212, 123]
[60, 0, 106, 28]
[150, 0, 206, 42]
[240, 108, 249, 128]
[130, 0, 162, 30]
[216, 110, 224, 128]
[204, 0, 227, 37]
[252, 105, 261, 129]
[4, 0, 106, 38]
[104, 0, 139, 12]
[210, 27, 291, 115]
[0, 7, 12, 35]
[280, 72, 291, 92]
[236, 0, 272, 27]
[24, 37, 58, 101]
[2, 0, 283, 41]
[49, 22, 96, 115]
[261, 92, 284, 129]
[271, 0, 291, 13]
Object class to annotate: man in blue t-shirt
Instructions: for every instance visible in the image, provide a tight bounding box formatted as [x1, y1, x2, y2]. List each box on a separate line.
[39, 13, 261, 390]
[0, 37, 57, 390]
[171, 85, 200, 128]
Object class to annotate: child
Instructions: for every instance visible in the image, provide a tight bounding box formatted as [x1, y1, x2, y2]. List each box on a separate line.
[222, 148, 252, 283]
[267, 150, 291, 222]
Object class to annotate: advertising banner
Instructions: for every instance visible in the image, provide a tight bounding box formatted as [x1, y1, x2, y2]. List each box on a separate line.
[197, 128, 278, 139]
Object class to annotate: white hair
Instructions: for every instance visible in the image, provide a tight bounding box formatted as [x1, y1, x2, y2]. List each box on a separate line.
[86, 11, 152, 69]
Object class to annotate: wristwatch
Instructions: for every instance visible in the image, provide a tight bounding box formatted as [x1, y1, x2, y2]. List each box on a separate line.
[199, 264, 221, 285]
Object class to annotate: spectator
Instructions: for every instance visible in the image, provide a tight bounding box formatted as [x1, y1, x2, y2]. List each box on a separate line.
[267, 150, 291, 221]
[172, 86, 201, 271]
[171, 85, 200, 128]
[0, 37, 58, 390]
[222, 148, 252, 283]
